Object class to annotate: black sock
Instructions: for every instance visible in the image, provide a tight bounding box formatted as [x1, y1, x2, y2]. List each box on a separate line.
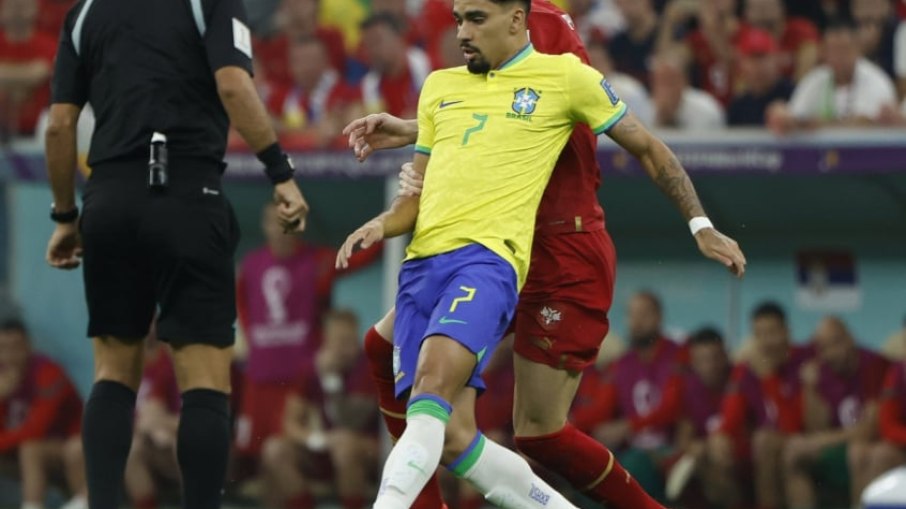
[177, 388, 231, 509]
[82, 380, 137, 509]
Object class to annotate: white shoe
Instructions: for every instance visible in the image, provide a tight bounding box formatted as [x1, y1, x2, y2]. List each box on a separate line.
[666, 453, 698, 501]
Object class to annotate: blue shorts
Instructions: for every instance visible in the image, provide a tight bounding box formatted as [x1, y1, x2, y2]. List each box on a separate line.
[393, 244, 518, 398]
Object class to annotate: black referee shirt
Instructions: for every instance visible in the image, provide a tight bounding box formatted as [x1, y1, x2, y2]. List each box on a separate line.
[51, 0, 254, 167]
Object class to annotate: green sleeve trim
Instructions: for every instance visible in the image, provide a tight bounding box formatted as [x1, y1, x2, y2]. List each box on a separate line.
[592, 103, 629, 135]
[415, 144, 432, 155]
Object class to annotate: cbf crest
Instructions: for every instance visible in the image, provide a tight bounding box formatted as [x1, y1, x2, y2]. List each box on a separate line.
[508, 87, 541, 122]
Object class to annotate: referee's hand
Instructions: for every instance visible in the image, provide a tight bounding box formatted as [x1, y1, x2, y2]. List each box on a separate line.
[273, 180, 309, 233]
[46, 223, 82, 270]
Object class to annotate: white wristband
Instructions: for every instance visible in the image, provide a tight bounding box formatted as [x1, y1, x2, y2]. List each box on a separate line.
[689, 217, 713, 236]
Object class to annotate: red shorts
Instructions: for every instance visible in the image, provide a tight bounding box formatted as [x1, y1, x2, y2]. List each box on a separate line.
[235, 380, 294, 456]
[513, 229, 616, 372]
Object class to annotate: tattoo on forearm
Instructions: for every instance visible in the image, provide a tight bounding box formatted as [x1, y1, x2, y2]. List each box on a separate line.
[653, 154, 705, 220]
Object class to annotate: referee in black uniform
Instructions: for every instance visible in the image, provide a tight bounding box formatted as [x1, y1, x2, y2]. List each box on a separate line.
[43, 1, 307, 508]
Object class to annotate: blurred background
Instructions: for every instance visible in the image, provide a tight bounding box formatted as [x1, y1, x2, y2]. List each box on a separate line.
[1, 0, 905, 508]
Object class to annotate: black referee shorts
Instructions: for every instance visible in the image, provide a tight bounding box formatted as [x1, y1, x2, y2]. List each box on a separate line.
[80, 158, 240, 347]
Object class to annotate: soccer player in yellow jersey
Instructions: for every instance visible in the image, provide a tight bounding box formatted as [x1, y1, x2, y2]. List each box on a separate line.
[335, 2, 746, 509]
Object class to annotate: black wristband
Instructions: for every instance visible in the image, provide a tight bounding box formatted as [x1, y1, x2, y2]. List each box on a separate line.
[50, 204, 79, 223]
[256, 142, 295, 184]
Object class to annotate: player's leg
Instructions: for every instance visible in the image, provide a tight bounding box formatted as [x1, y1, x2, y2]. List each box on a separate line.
[849, 440, 873, 509]
[260, 435, 311, 509]
[124, 435, 158, 509]
[441, 388, 578, 509]
[60, 436, 87, 509]
[702, 434, 743, 509]
[18, 440, 60, 509]
[512, 354, 665, 509]
[753, 428, 785, 509]
[363, 308, 446, 509]
[328, 429, 378, 509]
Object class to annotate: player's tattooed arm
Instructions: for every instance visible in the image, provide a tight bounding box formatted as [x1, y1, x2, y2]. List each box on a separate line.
[607, 113, 705, 220]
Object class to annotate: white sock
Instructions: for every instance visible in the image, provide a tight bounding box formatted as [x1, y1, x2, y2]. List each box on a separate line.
[374, 397, 450, 509]
[456, 435, 578, 509]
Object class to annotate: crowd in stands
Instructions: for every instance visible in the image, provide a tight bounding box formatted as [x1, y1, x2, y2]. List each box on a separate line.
[4, 0, 906, 146]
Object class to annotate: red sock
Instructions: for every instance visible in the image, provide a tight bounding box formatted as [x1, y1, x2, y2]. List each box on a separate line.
[459, 494, 485, 509]
[134, 495, 157, 509]
[363, 325, 446, 509]
[286, 492, 314, 509]
[515, 423, 664, 509]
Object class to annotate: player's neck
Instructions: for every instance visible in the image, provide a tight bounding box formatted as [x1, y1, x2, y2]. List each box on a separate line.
[493, 37, 531, 70]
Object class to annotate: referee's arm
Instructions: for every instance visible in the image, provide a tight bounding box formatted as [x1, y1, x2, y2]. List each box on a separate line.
[45, 8, 87, 270]
[206, 0, 308, 230]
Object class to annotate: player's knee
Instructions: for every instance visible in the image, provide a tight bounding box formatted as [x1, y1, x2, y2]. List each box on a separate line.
[93, 336, 146, 389]
[261, 436, 294, 469]
[373, 309, 395, 341]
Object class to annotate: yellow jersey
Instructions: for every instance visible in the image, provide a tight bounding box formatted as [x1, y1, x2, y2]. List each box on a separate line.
[406, 44, 627, 288]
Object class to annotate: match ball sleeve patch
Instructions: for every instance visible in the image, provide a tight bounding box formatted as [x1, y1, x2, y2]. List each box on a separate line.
[232, 18, 252, 59]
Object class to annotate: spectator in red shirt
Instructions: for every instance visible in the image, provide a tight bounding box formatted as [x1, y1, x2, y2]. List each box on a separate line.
[418, 0, 457, 67]
[783, 317, 890, 509]
[269, 36, 363, 148]
[260, 310, 378, 509]
[256, 0, 347, 89]
[0, 0, 57, 138]
[35, 0, 70, 37]
[707, 302, 812, 509]
[744, 0, 820, 81]
[359, 13, 431, 118]
[0, 319, 86, 509]
[124, 336, 180, 509]
[850, 332, 906, 505]
[660, 0, 749, 105]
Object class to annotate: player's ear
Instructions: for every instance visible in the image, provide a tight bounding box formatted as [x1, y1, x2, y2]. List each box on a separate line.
[510, 5, 526, 34]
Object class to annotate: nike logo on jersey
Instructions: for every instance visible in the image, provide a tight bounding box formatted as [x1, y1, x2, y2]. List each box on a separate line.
[439, 100, 464, 109]
[202, 187, 220, 196]
[439, 316, 468, 325]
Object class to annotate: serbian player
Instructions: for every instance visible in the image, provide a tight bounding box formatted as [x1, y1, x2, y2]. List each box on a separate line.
[707, 302, 812, 509]
[793, 316, 890, 509]
[667, 328, 732, 504]
[0, 319, 86, 509]
[852, 342, 906, 501]
[341, 2, 744, 509]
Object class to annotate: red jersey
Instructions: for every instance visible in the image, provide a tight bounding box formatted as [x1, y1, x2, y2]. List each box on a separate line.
[570, 339, 686, 447]
[0, 355, 82, 452]
[687, 24, 756, 105]
[267, 70, 360, 132]
[527, 1, 605, 236]
[295, 356, 377, 432]
[361, 48, 431, 118]
[0, 30, 57, 135]
[718, 345, 812, 436]
[879, 363, 906, 446]
[254, 28, 347, 88]
[776, 18, 819, 79]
